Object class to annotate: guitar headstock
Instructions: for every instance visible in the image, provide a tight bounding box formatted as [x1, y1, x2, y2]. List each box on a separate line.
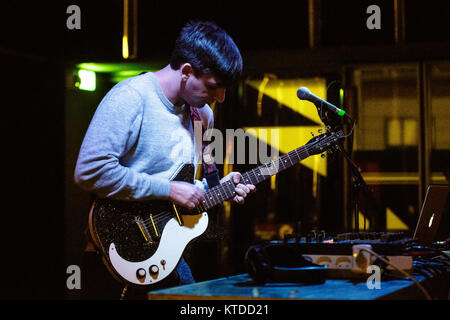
[305, 129, 345, 156]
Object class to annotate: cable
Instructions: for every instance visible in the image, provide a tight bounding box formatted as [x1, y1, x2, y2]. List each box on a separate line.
[360, 247, 433, 300]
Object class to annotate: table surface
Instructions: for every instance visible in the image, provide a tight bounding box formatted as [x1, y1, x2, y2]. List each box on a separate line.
[147, 273, 428, 300]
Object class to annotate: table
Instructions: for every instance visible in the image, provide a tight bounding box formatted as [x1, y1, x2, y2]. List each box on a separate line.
[147, 273, 443, 300]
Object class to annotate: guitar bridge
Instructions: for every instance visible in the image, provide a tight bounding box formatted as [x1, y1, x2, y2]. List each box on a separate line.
[134, 217, 153, 244]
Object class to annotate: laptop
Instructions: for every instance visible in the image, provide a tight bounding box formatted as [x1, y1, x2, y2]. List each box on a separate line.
[413, 185, 449, 245]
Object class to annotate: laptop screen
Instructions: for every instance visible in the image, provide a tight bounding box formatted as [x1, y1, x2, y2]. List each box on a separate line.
[413, 185, 449, 245]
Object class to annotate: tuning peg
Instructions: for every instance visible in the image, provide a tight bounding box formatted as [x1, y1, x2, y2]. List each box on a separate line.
[321, 154, 325, 158]
[318, 129, 323, 134]
[311, 132, 315, 137]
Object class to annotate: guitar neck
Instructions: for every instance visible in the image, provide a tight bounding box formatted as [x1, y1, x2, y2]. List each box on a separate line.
[202, 144, 311, 211]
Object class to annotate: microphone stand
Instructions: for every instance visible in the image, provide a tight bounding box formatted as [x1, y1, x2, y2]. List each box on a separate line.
[314, 103, 372, 233]
[336, 143, 372, 232]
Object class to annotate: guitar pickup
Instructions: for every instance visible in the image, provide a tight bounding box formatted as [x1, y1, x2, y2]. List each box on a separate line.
[148, 214, 159, 239]
[172, 204, 184, 226]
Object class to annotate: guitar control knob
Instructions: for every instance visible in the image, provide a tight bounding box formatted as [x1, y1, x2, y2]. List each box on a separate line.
[136, 268, 146, 279]
[149, 265, 159, 275]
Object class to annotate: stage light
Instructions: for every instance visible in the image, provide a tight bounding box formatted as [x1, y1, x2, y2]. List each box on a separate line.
[122, 35, 129, 59]
[77, 69, 96, 91]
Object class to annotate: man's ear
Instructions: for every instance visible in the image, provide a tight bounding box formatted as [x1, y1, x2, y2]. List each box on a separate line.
[180, 63, 193, 81]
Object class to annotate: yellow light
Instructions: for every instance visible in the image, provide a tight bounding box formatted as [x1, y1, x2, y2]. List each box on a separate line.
[257, 75, 272, 117]
[223, 139, 233, 221]
[386, 207, 409, 231]
[387, 118, 402, 146]
[77, 70, 96, 91]
[270, 175, 276, 190]
[122, 35, 129, 59]
[278, 224, 294, 239]
[122, 0, 129, 59]
[351, 211, 371, 231]
[246, 78, 326, 124]
[244, 126, 327, 176]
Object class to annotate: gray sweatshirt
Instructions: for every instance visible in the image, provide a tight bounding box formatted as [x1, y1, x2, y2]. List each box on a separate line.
[74, 72, 213, 201]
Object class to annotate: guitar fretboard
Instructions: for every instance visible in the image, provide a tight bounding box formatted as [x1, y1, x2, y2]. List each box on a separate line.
[201, 143, 312, 211]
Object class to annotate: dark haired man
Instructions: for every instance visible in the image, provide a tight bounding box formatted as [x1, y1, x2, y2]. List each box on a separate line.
[74, 21, 255, 299]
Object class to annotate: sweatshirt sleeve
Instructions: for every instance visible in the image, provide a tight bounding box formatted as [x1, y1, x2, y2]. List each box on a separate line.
[74, 84, 171, 200]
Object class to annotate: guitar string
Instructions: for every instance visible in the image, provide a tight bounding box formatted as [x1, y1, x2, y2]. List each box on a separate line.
[152, 133, 335, 219]
[146, 132, 339, 225]
[203, 131, 342, 207]
[138, 132, 342, 232]
[146, 165, 295, 229]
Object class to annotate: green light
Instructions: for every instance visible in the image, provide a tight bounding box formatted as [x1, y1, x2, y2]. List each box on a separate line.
[78, 69, 96, 91]
[111, 70, 144, 83]
[75, 62, 167, 84]
[339, 88, 344, 105]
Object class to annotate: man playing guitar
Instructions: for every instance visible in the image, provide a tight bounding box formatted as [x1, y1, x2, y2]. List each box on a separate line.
[74, 21, 255, 299]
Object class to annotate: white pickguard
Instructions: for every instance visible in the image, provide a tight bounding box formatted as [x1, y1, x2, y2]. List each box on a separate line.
[108, 212, 209, 285]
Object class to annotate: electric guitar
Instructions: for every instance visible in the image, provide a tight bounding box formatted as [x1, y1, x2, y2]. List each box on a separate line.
[88, 129, 345, 286]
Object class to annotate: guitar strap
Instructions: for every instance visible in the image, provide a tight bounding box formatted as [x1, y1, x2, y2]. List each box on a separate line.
[140, 71, 220, 188]
[142, 70, 220, 188]
[190, 106, 221, 188]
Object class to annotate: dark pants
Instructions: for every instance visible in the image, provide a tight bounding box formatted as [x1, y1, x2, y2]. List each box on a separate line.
[82, 251, 195, 300]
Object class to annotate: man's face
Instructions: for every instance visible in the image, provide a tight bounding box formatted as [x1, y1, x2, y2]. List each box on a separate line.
[181, 72, 226, 108]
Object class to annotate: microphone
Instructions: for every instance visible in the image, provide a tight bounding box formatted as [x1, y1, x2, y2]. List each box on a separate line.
[297, 87, 348, 118]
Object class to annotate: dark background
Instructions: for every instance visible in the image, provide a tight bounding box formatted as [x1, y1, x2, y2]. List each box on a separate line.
[1, 0, 449, 299]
